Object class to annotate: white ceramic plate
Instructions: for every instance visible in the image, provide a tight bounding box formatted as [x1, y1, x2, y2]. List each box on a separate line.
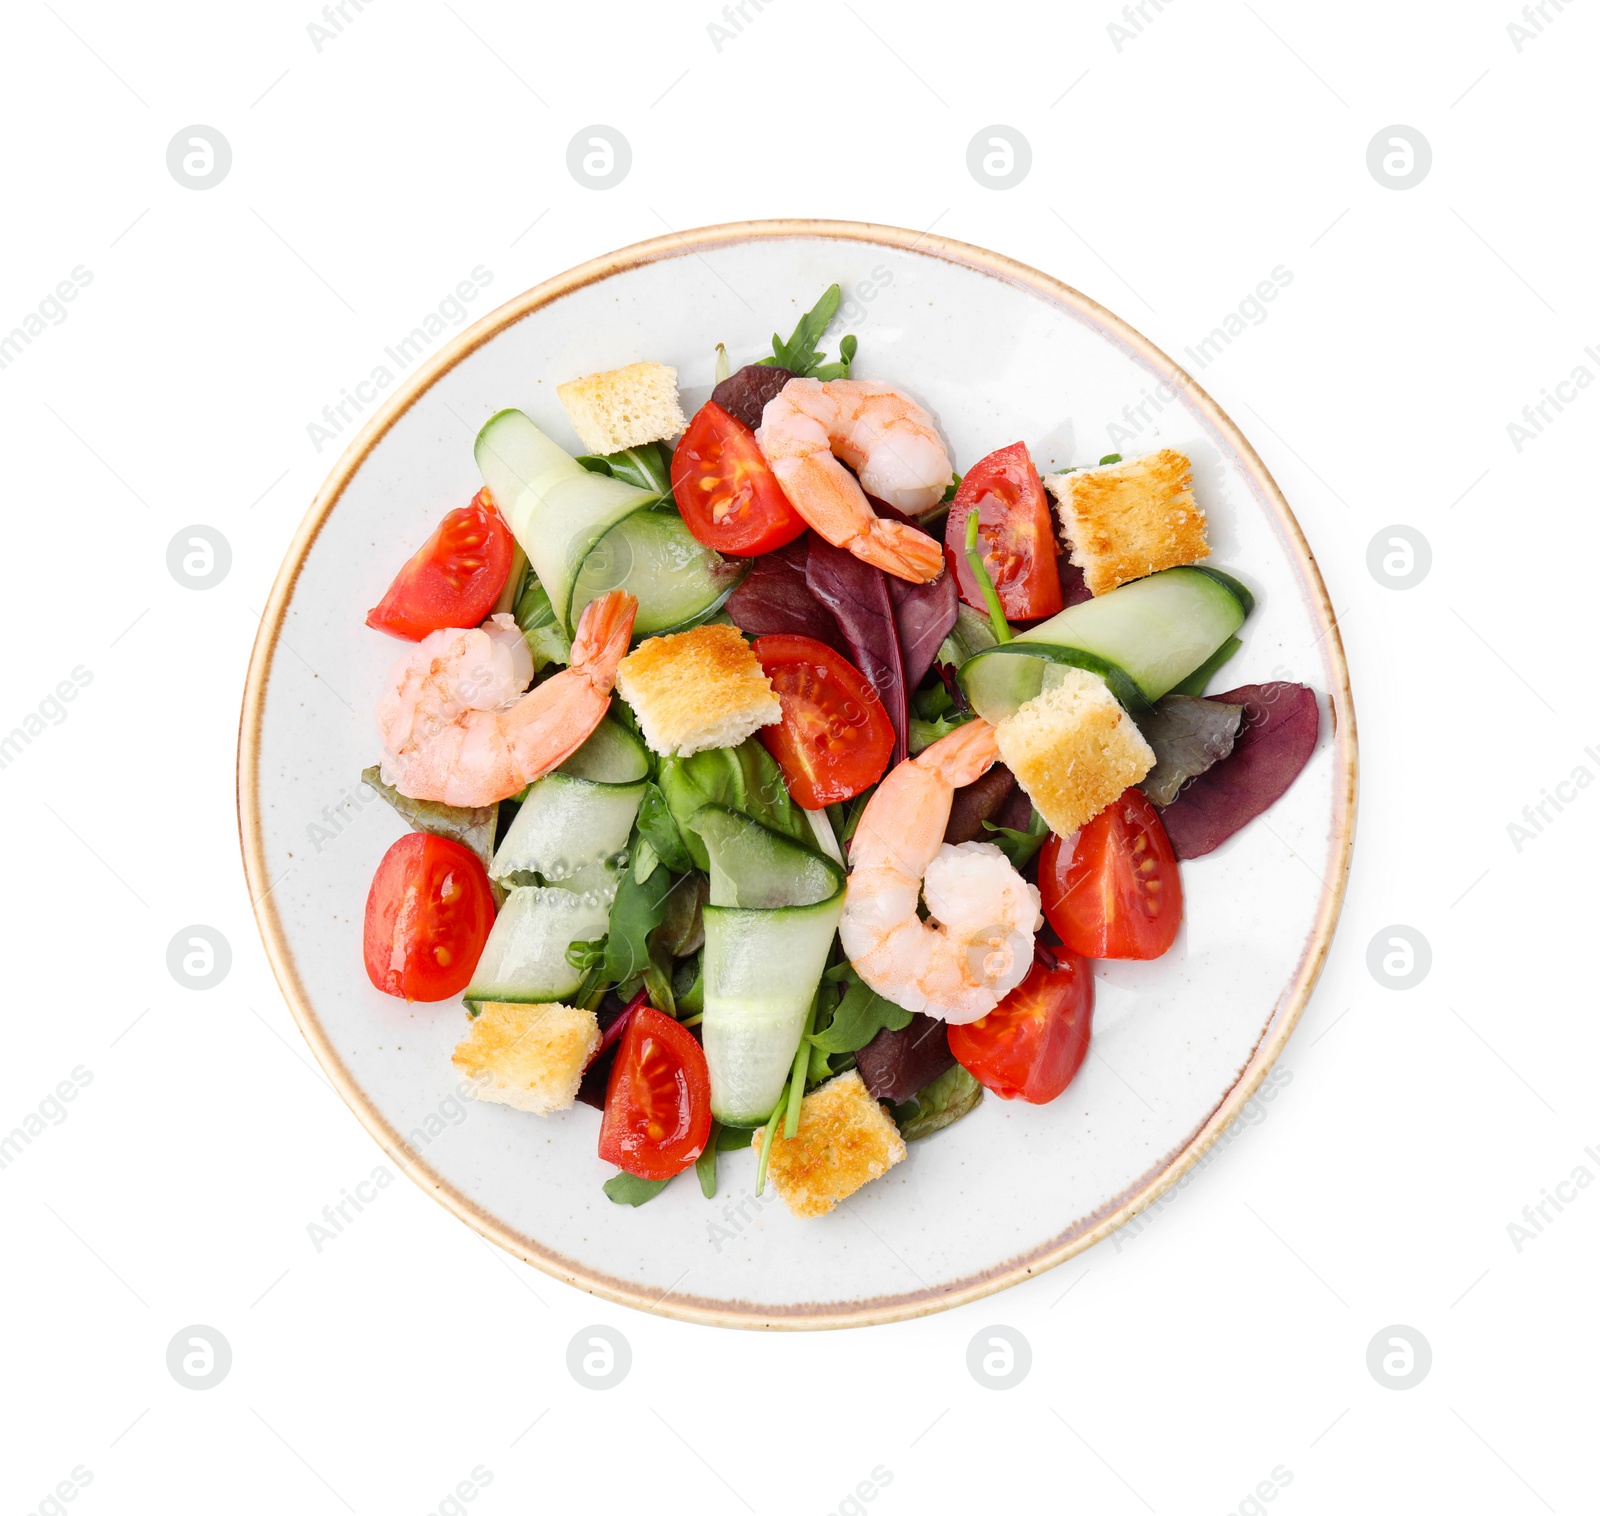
[240, 221, 1356, 1330]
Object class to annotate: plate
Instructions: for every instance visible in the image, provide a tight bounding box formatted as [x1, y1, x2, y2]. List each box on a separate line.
[239, 220, 1357, 1329]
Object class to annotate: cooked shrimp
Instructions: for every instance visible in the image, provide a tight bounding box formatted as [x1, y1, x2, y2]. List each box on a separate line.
[755, 378, 951, 583]
[377, 591, 637, 806]
[840, 720, 1041, 1024]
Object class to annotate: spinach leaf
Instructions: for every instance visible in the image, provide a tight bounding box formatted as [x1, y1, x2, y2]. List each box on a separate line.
[603, 1171, 671, 1206]
[605, 859, 675, 986]
[982, 809, 1050, 870]
[360, 766, 498, 871]
[636, 781, 695, 873]
[659, 739, 808, 871]
[809, 968, 912, 1055]
[892, 1064, 983, 1141]
[575, 441, 673, 498]
[758, 287, 854, 378]
[513, 574, 571, 671]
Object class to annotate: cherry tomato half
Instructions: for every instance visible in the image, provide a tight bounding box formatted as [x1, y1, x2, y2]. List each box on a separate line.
[598, 1006, 713, 1180]
[944, 441, 1063, 621]
[752, 633, 896, 808]
[949, 953, 1095, 1103]
[671, 401, 807, 557]
[366, 489, 514, 640]
[362, 832, 497, 1001]
[1040, 788, 1183, 960]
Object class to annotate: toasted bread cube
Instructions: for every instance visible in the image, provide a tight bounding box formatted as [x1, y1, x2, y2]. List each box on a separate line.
[616, 623, 781, 758]
[1045, 448, 1208, 596]
[995, 667, 1155, 837]
[556, 361, 688, 454]
[752, 1070, 907, 1219]
[451, 1001, 600, 1116]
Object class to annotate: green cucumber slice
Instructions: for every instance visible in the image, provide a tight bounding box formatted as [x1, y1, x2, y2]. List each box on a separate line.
[700, 897, 842, 1124]
[557, 715, 649, 784]
[464, 885, 611, 1003]
[688, 805, 845, 1124]
[688, 805, 842, 910]
[960, 566, 1249, 720]
[568, 508, 745, 638]
[475, 409, 656, 634]
[491, 772, 645, 892]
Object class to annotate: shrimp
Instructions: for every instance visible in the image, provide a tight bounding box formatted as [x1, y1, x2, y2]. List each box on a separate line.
[755, 377, 951, 584]
[840, 719, 1041, 1024]
[377, 590, 637, 807]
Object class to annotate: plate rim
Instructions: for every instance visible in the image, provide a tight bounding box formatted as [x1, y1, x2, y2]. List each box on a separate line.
[237, 217, 1358, 1331]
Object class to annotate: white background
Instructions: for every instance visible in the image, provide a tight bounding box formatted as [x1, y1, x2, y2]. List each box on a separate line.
[2, 1, 1595, 1512]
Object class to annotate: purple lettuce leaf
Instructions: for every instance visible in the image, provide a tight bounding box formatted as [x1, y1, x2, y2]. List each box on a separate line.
[855, 1014, 956, 1104]
[724, 537, 848, 656]
[805, 536, 909, 765]
[1157, 682, 1321, 859]
[710, 364, 794, 431]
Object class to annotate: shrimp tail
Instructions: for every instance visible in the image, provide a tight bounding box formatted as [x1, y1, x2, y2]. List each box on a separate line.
[848, 517, 946, 584]
[568, 590, 638, 691]
[915, 718, 999, 788]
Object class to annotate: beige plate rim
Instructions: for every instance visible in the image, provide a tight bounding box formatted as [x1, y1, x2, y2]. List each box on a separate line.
[237, 217, 1359, 1331]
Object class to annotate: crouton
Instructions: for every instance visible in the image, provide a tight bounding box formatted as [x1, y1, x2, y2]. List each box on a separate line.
[752, 1070, 907, 1219]
[615, 622, 781, 757]
[556, 361, 687, 454]
[451, 1001, 600, 1116]
[995, 667, 1155, 836]
[1045, 449, 1208, 596]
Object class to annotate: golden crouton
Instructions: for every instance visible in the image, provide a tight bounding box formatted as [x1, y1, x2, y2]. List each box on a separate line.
[451, 1001, 599, 1116]
[752, 1070, 907, 1219]
[616, 623, 781, 757]
[1045, 449, 1208, 596]
[556, 361, 687, 454]
[995, 667, 1155, 836]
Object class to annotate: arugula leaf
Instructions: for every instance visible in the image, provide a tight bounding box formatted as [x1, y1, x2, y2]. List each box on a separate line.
[361, 766, 498, 871]
[758, 286, 854, 378]
[636, 781, 695, 873]
[696, 1122, 720, 1198]
[659, 739, 808, 871]
[982, 809, 1050, 870]
[892, 1064, 983, 1141]
[809, 968, 912, 1055]
[603, 1171, 671, 1206]
[574, 441, 673, 498]
[909, 713, 973, 754]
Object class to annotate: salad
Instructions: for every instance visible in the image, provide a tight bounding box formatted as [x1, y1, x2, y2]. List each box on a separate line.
[357, 287, 1321, 1218]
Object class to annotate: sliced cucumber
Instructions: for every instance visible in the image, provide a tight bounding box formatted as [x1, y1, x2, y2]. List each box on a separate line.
[464, 885, 611, 1003]
[960, 566, 1249, 721]
[688, 805, 841, 910]
[557, 714, 649, 784]
[689, 805, 845, 1125]
[491, 772, 645, 892]
[475, 409, 656, 634]
[568, 507, 745, 638]
[700, 898, 842, 1125]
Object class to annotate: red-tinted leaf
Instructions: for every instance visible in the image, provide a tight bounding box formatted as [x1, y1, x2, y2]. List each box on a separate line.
[856, 1014, 955, 1103]
[866, 495, 960, 690]
[805, 536, 909, 766]
[711, 363, 794, 431]
[944, 764, 1017, 844]
[725, 537, 848, 655]
[1157, 682, 1321, 859]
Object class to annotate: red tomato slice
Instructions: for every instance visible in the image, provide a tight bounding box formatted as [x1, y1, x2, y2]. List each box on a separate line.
[366, 489, 514, 640]
[943, 442, 1063, 621]
[1040, 788, 1183, 960]
[362, 832, 496, 1001]
[949, 953, 1094, 1103]
[671, 401, 807, 557]
[598, 1006, 713, 1180]
[752, 633, 895, 808]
